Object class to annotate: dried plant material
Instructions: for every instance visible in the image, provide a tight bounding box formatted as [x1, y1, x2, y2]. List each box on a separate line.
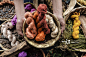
[0, 4, 15, 20]
[0, 39, 11, 49]
[62, 0, 70, 13]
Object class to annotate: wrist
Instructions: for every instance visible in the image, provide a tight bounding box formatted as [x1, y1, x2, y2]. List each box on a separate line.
[17, 19, 23, 23]
[54, 13, 63, 19]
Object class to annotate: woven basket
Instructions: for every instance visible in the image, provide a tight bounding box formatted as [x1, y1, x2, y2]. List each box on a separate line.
[77, 0, 86, 7]
[0, 20, 27, 55]
[7, 48, 45, 57]
[60, 7, 86, 52]
[0, 20, 11, 52]
[44, 0, 76, 16]
[63, 0, 76, 16]
[23, 11, 61, 48]
[0, 41, 27, 57]
[0, 0, 15, 21]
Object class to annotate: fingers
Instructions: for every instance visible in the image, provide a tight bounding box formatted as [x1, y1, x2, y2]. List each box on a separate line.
[59, 19, 65, 33]
[18, 31, 23, 37]
[61, 26, 65, 33]
[16, 22, 23, 37]
[16, 26, 23, 37]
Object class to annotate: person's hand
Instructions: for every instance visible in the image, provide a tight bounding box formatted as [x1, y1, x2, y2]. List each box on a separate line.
[54, 14, 65, 33]
[59, 18, 65, 33]
[16, 18, 25, 37]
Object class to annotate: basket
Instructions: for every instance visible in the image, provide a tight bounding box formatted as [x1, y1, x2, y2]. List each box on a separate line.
[60, 7, 86, 52]
[44, 0, 76, 16]
[23, 11, 61, 48]
[63, 0, 76, 16]
[76, 0, 86, 7]
[0, 20, 27, 55]
[6, 47, 45, 57]
[0, 41, 27, 57]
[0, 0, 15, 21]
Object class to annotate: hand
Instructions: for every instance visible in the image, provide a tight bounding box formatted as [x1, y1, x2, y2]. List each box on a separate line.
[54, 14, 65, 33]
[16, 19, 25, 37]
[59, 18, 65, 33]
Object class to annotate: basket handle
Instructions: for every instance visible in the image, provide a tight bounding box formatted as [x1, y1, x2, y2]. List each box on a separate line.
[0, 41, 28, 57]
[0, 0, 14, 5]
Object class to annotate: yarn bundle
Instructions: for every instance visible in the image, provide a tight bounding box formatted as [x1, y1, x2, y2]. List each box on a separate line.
[33, 4, 50, 41]
[1, 22, 19, 46]
[46, 14, 58, 38]
[25, 4, 58, 42]
[25, 12, 37, 39]
[71, 12, 81, 39]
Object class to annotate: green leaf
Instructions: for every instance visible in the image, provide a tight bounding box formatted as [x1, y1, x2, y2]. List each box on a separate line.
[58, 54, 62, 56]
[53, 53, 56, 57]
[49, 50, 52, 54]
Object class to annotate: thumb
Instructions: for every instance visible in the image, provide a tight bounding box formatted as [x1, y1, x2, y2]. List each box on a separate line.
[61, 26, 65, 33]
[18, 31, 23, 37]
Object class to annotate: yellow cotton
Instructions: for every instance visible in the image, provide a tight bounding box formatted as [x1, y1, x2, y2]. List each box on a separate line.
[77, 0, 86, 5]
[71, 12, 81, 39]
[74, 20, 81, 26]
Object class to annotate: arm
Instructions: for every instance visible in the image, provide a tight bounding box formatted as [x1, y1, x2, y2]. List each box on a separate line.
[52, 0, 65, 33]
[14, 0, 25, 36]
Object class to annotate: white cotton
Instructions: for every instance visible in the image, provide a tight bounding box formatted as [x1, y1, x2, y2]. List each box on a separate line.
[3, 28, 7, 38]
[51, 27, 58, 38]
[2, 22, 19, 47]
[7, 30, 12, 41]
[1, 24, 5, 33]
[8, 35, 12, 41]
[10, 35, 19, 46]
[6, 22, 14, 29]
[46, 14, 58, 38]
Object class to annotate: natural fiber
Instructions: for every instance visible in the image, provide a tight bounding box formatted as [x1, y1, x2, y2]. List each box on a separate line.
[0, 41, 27, 57]
[60, 7, 86, 52]
[63, 0, 76, 16]
[77, 1, 86, 7]
[44, 0, 76, 16]
[0, 0, 15, 21]
[0, 20, 26, 54]
[23, 11, 61, 48]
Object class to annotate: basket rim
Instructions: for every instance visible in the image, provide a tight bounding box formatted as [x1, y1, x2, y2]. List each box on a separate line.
[0, 3, 15, 21]
[76, 1, 86, 7]
[0, 41, 27, 56]
[0, 20, 12, 52]
[65, 7, 86, 21]
[64, 7, 86, 52]
[0, 2, 36, 21]
[63, 0, 76, 16]
[23, 11, 61, 48]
